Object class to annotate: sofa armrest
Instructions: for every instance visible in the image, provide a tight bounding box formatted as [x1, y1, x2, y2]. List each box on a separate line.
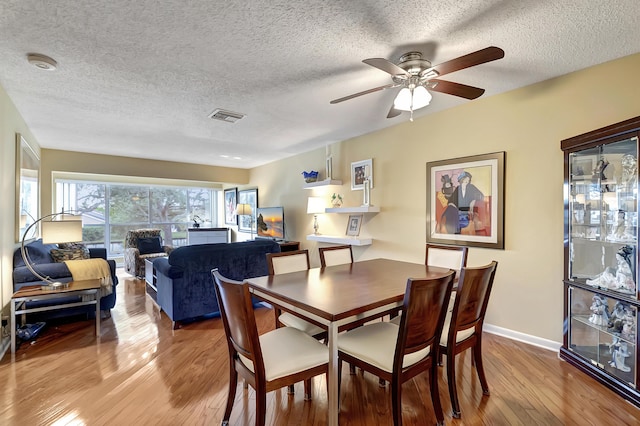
[89, 248, 107, 259]
[106, 259, 118, 286]
[154, 257, 183, 279]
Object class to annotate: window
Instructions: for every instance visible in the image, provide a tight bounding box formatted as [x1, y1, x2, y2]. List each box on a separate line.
[56, 180, 217, 257]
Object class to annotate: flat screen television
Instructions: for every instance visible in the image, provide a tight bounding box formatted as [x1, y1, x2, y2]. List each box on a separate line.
[255, 206, 285, 241]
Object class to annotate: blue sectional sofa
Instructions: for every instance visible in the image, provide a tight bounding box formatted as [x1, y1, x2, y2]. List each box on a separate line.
[152, 239, 280, 327]
[13, 239, 118, 320]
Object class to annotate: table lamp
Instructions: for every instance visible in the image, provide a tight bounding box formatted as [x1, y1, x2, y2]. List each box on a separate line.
[307, 197, 325, 235]
[235, 203, 254, 239]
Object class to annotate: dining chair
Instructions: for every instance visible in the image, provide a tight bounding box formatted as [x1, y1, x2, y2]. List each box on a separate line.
[266, 249, 326, 338]
[337, 270, 455, 426]
[438, 261, 498, 419]
[211, 269, 328, 426]
[319, 244, 353, 267]
[425, 243, 469, 280]
[390, 243, 468, 326]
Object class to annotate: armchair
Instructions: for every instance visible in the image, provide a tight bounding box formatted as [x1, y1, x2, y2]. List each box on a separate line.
[124, 229, 173, 278]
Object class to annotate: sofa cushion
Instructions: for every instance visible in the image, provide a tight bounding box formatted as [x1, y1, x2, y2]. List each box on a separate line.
[13, 239, 58, 268]
[138, 236, 163, 254]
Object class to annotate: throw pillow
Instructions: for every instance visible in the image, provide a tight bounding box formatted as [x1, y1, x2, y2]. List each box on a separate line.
[50, 247, 91, 263]
[138, 236, 163, 255]
[58, 242, 90, 254]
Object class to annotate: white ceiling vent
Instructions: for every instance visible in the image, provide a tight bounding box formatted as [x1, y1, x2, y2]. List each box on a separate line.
[208, 109, 245, 123]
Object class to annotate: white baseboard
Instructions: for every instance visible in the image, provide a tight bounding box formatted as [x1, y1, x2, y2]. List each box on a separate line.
[484, 323, 562, 352]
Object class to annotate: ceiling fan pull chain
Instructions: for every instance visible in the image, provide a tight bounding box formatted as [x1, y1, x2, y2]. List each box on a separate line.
[409, 87, 414, 122]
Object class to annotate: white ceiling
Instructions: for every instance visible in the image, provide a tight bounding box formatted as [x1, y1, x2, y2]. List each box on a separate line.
[1, 1, 639, 169]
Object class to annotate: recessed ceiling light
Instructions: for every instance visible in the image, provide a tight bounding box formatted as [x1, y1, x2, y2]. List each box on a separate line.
[27, 53, 57, 71]
[220, 154, 229, 158]
[233, 157, 242, 160]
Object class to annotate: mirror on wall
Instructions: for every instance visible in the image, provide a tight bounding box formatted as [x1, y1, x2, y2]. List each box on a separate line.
[15, 133, 40, 242]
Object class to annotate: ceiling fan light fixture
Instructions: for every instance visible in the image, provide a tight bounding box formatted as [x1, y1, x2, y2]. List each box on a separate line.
[412, 85, 432, 109]
[393, 88, 413, 111]
[393, 86, 431, 112]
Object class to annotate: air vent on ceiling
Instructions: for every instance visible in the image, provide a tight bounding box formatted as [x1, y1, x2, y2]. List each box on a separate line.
[208, 109, 245, 123]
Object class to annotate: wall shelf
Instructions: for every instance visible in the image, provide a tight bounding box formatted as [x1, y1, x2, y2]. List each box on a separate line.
[325, 206, 380, 214]
[303, 179, 342, 189]
[306, 234, 372, 246]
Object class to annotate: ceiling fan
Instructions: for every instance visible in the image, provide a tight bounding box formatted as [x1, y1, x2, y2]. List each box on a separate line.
[330, 46, 504, 121]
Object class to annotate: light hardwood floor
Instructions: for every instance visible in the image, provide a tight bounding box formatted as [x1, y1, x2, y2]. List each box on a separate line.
[1, 269, 639, 425]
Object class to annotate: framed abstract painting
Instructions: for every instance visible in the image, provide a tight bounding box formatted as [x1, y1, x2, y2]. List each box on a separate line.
[426, 151, 505, 249]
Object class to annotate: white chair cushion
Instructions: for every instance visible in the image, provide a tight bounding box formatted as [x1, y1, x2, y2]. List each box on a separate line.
[428, 248, 465, 271]
[279, 312, 325, 336]
[338, 322, 430, 373]
[239, 327, 328, 381]
[271, 254, 308, 274]
[439, 308, 476, 346]
[323, 249, 352, 266]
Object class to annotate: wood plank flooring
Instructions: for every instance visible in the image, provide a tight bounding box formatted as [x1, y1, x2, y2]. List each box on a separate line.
[1, 269, 639, 425]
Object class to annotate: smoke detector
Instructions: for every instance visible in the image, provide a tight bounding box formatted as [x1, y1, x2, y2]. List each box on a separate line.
[27, 53, 57, 71]
[209, 109, 245, 123]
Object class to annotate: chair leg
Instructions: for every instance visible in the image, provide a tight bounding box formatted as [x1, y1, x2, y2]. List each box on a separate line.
[337, 358, 343, 404]
[446, 351, 461, 419]
[256, 386, 267, 426]
[473, 340, 490, 395]
[390, 376, 402, 426]
[287, 384, 295, 394]
[429, 363, 445, 426]
[304, 379, 312, 400]
[223, 369, 238, 424]
[379, 377, 386, 387]
[349, 363, 356, 375]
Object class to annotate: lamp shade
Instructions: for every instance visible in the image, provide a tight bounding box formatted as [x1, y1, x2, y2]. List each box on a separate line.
[235, 203, 252, 216]
[393, 85, 432, 111]
[307, 197, 325, 214]
[41, 219, 83, 244]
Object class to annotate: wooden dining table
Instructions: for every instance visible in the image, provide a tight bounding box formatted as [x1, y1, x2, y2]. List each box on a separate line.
[245, 258, 453, 426]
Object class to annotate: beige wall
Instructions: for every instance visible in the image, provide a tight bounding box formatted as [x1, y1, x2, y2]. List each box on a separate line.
[251, 52, 640, 344]
[41, 149, 250, 216]
[0, 85, 40, 318]
[2, 52, 640, 348]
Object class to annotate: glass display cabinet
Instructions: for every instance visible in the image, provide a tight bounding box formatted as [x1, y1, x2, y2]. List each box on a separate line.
[561, 116, 640, 407]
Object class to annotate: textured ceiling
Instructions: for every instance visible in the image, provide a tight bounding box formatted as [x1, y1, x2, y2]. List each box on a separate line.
[1, 1, 639, 169]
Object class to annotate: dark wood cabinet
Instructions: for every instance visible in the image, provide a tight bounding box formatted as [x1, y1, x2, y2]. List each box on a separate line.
[560, 116, 640, 407]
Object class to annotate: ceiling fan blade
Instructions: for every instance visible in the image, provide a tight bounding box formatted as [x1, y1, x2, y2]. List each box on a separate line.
[330, 83, 398, 104]
[362, 58, 410, 78]
[429, 79, 485, 99]
[387, 106, 402, 118]
[426, 46, 504, 78]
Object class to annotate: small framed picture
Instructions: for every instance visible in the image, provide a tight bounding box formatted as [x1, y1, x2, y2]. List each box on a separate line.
[351, 159, 373, 190]
[237, 188, 258, 233]
[224, 188, 238, 225]
[346, 214, 363, 236]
